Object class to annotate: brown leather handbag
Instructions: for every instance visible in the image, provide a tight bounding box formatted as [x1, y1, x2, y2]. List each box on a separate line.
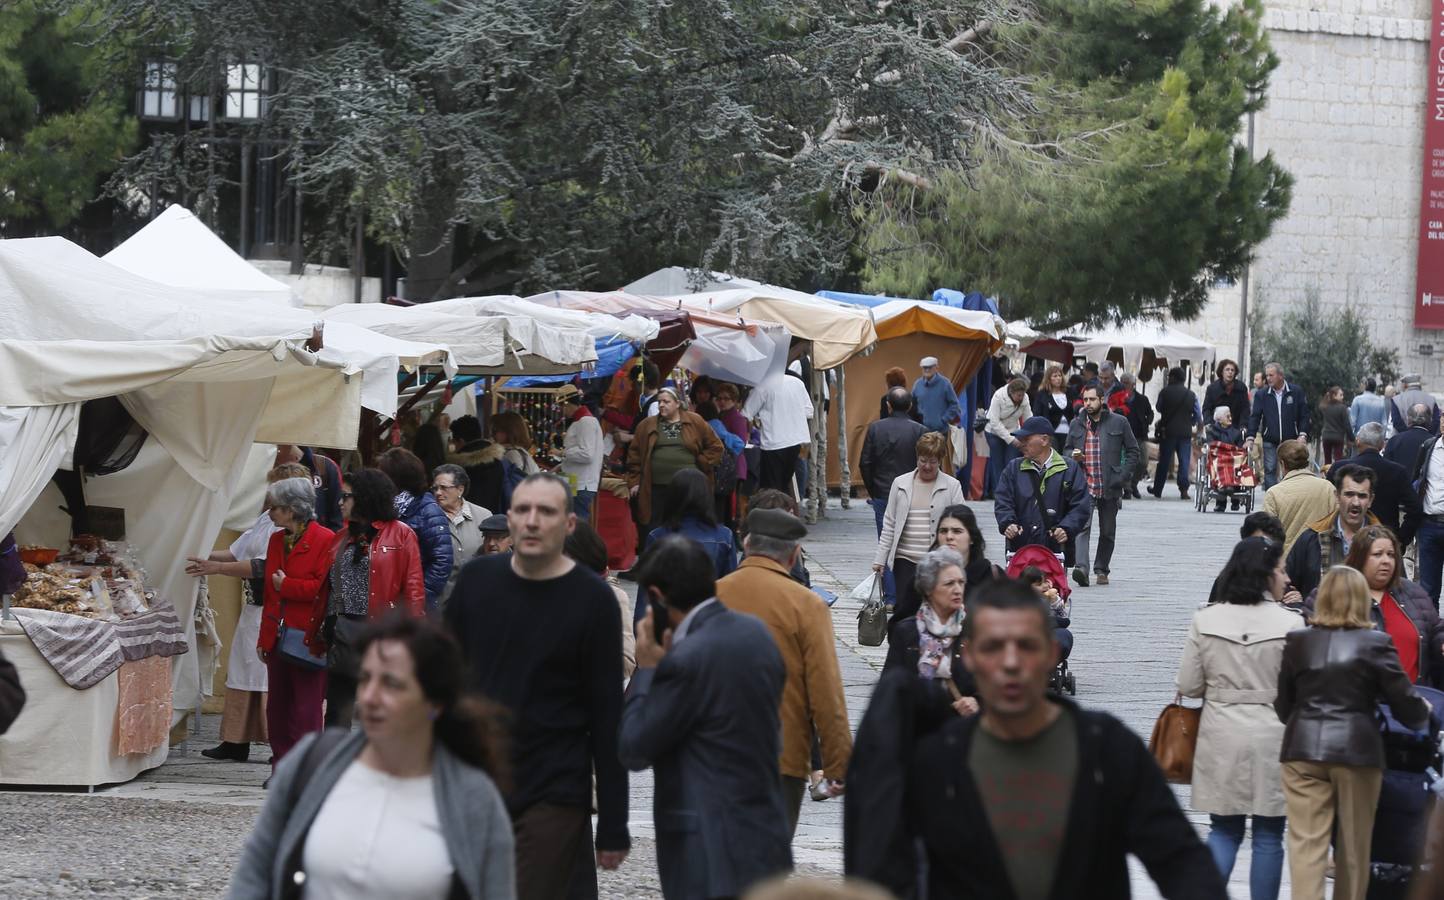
[1148, 694, 1202, 784]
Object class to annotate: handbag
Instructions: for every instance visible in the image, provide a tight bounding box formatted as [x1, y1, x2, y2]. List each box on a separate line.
[856, 574, 889, 647]
[1148, 694, 1201, 784]
[277, 623, 326, 671]
[325, 613, 369, 678]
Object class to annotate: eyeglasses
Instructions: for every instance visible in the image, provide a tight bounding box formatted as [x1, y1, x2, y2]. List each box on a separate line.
[340, 492, 354, 500]
[431, 483, 459, 492]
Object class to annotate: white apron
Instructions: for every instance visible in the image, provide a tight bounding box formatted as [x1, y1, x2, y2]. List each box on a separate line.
[225, 512, 279, 693]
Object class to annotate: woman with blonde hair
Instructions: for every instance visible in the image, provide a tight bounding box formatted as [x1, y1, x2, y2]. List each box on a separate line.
[1032, 364, 1075, 452]
[1276, 565, 1430, 900]
[872, 431, 966, 629]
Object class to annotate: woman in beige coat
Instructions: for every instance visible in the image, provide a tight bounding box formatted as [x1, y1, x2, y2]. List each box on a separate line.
[871, 432, 966, 630]
[1176, 537, 1301, 900]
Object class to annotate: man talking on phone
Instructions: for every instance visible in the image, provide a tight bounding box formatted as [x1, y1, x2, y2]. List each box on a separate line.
[620, 535, 792, 899]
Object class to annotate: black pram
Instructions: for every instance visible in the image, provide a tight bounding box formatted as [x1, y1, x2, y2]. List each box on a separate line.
[1368, 684, 1444, 898]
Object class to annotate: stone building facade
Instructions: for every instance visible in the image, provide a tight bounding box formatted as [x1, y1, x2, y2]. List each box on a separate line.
[1192, 0, 1440, 378]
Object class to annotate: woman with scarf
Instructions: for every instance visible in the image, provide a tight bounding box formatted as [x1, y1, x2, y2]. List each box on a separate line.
[320, 468, 426, 728]
[881, 547, 978, 733]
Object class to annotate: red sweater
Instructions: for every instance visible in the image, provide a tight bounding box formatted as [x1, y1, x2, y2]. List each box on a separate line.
[258, 520, 336, 654]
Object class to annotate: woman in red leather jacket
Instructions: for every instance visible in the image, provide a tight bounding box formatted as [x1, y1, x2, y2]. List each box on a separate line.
[319, 468, 425, 726]
[257, 477, 335, 770]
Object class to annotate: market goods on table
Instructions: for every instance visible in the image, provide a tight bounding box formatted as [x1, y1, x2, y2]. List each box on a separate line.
[9, 537, 153, 620]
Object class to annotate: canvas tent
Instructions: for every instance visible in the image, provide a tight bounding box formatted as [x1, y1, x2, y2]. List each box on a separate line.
[0, 237, 365, 785]
[1065, 321, 1217, 376]
[104, 206, 452, 419]
[819, 297, 1005, 490]
[622, 268, 877, 370]
[526, 290, 792, 387]
[322, 300, 597, 376]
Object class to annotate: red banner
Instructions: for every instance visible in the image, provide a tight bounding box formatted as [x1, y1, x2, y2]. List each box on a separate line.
[1417, 0, 1444, 327]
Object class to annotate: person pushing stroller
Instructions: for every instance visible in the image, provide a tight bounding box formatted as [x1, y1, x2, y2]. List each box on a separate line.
[994, 416, 1092, 565]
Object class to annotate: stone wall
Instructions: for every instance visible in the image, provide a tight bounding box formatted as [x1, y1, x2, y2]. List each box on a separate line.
[1196, 0, 1442, 380]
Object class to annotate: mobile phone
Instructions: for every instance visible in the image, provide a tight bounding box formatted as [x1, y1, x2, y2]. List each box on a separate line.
[652, 599, 669, 644]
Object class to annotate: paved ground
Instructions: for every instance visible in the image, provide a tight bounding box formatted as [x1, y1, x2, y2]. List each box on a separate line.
[0, 490, 1283, 898]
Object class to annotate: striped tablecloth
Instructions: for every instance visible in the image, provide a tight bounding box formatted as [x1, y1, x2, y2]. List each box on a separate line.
[12, 601, 189, 690]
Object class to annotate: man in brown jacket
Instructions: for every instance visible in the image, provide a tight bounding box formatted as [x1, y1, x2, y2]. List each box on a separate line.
[716, 508, 853, 835]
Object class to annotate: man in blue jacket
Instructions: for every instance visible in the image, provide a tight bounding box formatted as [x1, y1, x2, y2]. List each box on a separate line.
[620, 535, 791, 900]
[1246, 362, 1310, 490]
[994, 417, 1092, 565]
[911, 356, 962, 435]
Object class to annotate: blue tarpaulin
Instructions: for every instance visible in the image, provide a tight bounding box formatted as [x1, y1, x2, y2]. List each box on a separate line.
[494, 336, 640, 388]
[814, 290, 918, 309]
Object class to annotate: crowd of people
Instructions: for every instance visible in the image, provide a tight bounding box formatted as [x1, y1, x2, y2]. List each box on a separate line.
[193, 351, 1444, 900]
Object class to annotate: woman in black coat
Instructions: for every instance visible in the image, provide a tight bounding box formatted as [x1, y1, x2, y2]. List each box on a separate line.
[1033, 364, 1075, 453]
[882, 547, 979, 732]
[1203, 358, 1251, 432]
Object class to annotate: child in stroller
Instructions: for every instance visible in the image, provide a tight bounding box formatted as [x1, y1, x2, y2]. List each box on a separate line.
[1006, 544, 1076, 694]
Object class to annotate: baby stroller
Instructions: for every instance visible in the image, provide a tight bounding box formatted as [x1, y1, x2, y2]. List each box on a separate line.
[1367, 684, 1444, 899]
[1005, 544, 1076, 696]
[1195, 440, 1257, 514]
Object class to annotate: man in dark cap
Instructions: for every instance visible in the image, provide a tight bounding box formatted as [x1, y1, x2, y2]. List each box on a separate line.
[994, 416, 1092, 563]
[478, 513, 513, 555]
[715, 508, 852, 835]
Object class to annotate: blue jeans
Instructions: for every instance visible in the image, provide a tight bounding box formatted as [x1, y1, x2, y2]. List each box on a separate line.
[1260, 441, 1280, 490]
[984, 433, 1020, 498]
[1152, 436, 1191, 494]
[573, 489, 595, 523]
[1206, 814, 1284, 900]
[1417, 518, 1444, 606]
[869, 498, 897, 604]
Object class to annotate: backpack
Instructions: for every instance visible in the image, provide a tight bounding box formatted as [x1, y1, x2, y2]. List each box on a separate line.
[498, 458, 526, 512]
[713, 447, 740, 495]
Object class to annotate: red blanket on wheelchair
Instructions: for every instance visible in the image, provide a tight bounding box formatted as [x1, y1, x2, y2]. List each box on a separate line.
[1208, 441, 1257, 489]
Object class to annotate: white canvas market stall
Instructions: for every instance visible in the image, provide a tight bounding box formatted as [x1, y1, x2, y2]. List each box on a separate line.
[1065, 321, 1218, 377]
[524, 290, 792, 387]
[0, 237, 362, 786]
[105, 207, 453, 420]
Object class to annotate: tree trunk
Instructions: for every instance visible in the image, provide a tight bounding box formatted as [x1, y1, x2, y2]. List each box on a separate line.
[404, 174, 459, 301]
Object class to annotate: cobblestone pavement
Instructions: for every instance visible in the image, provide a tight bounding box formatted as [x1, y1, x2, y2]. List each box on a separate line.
[0, 491, 1271, 898]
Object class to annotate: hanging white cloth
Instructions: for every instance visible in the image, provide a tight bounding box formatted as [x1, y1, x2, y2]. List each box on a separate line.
[0, 404, 81, 538]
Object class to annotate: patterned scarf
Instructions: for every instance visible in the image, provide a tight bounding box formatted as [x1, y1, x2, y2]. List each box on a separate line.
[917, 601, 963, 681]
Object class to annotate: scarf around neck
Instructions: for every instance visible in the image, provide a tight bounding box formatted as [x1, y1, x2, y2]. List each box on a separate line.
[917, 601, 963, 681]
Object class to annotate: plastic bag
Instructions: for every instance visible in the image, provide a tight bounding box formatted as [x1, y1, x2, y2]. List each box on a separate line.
[849, 573, 880, 601]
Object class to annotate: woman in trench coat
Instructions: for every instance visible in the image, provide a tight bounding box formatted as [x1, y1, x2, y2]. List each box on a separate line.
[1176, 537, 1302, 900]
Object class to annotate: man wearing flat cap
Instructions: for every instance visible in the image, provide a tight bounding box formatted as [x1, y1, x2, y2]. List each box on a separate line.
[478, 514, 513, 556]
[911, 356, 962, 437]
[994, 416, 1092, 562]
[716, 508, 852, 835]
[558, 384, 604, 522]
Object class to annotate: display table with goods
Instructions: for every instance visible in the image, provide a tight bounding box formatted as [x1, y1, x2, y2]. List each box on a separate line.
[0, 538, 186, 786]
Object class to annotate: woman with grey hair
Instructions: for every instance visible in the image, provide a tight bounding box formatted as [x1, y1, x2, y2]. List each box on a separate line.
[881, 547, 978, 730]
[257, 476, 336, 775]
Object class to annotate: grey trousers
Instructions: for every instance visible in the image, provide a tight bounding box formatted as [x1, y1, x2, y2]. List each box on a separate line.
[1073, 495, 1120, 575]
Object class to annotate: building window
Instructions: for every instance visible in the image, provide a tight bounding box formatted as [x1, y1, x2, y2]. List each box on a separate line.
[223, 63, 266, 120]
[139, 61, 178, 120]
[189, 94, 211, 123]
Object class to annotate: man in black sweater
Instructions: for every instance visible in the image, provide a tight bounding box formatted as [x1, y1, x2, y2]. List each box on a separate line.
[847, 579, 1224, 899]
[446, 473, 629, 900]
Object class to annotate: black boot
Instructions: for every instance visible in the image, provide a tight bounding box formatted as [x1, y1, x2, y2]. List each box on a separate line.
[201, 741, 250, 762]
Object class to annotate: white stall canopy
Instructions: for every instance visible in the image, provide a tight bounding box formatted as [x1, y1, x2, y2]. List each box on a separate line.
[526, 289, 792, 387]
[104, 205, 302, 306]
[104, 205, 453, 419]
[623, 268, 878, 369]
[0, 236, 366, 721]
[1065, 321, 1218, 374]
[323, 301, 598, 375]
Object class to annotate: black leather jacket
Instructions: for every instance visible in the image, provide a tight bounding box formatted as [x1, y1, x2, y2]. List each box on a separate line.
[1275, 627, 1428, 767]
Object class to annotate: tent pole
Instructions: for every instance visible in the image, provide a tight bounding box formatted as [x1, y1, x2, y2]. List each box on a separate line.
[835, 366, 850, 509]
[806, 362, 827, 523]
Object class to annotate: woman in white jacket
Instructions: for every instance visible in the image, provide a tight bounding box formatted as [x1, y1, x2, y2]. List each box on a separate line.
[1175, 537, 1301, 900]
[872, 432, 966, 632]
[984, 378, 1032, 498]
